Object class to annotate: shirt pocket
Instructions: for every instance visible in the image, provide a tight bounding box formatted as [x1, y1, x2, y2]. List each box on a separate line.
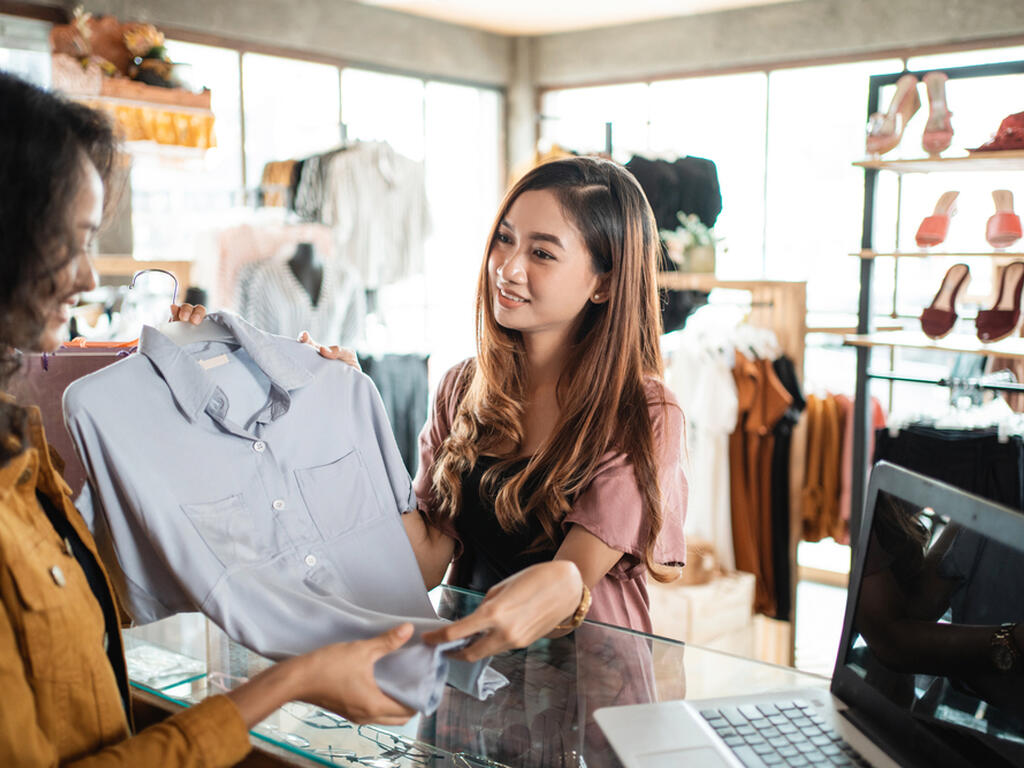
[181, 493, 273, 567]
[295, 449, 386, 541]
[7, 549, 86, 684]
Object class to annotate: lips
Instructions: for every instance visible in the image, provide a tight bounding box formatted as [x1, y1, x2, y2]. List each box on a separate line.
[497, 285, 528, 303]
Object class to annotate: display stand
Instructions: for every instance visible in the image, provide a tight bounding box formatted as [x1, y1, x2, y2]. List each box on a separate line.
[845, 59, 1024, 546]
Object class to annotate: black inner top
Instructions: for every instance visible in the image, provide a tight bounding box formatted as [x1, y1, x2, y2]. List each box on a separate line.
[36, 490, 130, 719]
[448, 456, 561, 593]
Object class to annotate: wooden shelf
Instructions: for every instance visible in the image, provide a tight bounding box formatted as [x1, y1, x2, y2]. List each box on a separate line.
[853, 150, 1024, 174]
[656, 273, 803, 292]
[852, 250, 1024, 260]
[94, 256, 192, 292]
[806, 312, 904, 334]
[844, 330, 1024, 360]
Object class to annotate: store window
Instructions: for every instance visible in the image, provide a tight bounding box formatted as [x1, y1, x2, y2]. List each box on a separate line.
[242, 53, 341, 186]
[0, 14, 51, 86]
[422, 81, 503, 376]
[763, 58, 902, 317]
[650, 72, 769, 280]
[539, 83, 651, 155]
[126, 41, 244, 267]
[341, 68, 426, 161]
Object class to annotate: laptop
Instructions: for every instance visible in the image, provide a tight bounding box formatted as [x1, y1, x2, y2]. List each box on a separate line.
[596, 461, 1024, 768]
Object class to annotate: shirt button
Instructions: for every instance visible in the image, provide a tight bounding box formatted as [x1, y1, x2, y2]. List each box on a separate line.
[63, 537, 74, 556]
[253, 441, 266, 453]
[272, 499, 285, 511]
[103, 631, 109, 652]
[50, 565, 66, 587]
[304, 554, 317, 567]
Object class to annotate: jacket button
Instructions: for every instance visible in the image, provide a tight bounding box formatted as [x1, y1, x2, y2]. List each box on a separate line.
[49, 565, 66, 587]
[17, 469, 32, 485]
[63, 537, 74, 556]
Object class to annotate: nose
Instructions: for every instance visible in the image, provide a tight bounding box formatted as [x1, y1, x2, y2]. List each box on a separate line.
[497, 248, 526, 282]
[73, 249, 98, 294]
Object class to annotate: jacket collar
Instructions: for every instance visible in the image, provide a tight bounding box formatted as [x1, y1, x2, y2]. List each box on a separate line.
[138, 311, 313, 423]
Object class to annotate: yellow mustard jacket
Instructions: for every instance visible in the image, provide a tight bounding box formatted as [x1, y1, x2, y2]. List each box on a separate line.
[0, 401, 251, 766]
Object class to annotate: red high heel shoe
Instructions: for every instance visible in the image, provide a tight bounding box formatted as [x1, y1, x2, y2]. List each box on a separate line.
[987, 190, 1023, 250]
[922, 71, 954, 156]
[920, 263, 969, 339]
[866, 74, 920, 156]
[976, 261, 1024, 342]
[915, 190, 959, 248]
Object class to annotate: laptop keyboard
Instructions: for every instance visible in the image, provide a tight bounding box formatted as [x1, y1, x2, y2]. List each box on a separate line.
[699, 699, 870, 768]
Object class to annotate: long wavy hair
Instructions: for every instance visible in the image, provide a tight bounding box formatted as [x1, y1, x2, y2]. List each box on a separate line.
[428, 156, 675, 581]
[0, 72, 117, 465]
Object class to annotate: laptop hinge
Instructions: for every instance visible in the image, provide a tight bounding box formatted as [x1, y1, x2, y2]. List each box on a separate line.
[841, 707, 974, 768]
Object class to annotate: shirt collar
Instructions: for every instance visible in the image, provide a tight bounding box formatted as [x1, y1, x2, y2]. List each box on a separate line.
[138, 311, 313, 423]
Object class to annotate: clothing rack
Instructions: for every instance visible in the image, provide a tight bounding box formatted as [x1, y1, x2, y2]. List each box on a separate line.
[659, 273, 807, 666]
[658, 274, 807, 381]
[849, 58, 1024, 545]
[868, 371, 1024, 394]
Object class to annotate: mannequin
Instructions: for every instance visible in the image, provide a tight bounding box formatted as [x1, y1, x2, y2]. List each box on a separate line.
[288, 242, 324, 306]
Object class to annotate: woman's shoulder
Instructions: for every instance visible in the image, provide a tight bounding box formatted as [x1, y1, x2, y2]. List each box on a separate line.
[641, 377, 683, 432]
[437, 358, 475, 399]
[433, 358, 476, 422]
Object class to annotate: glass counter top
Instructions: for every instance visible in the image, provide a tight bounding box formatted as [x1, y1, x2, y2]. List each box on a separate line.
[124, 585, 827, 767]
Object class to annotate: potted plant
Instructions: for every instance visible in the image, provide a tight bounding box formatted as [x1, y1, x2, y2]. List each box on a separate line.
[660, 212, 722, 274]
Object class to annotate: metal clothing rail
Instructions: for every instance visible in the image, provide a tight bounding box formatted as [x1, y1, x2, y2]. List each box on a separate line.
[867, 371, 1024, 393]
[851, 58, 1024, 545]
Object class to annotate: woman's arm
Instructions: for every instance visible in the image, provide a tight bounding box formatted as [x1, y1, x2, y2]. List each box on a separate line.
[402, 509, 456, 589]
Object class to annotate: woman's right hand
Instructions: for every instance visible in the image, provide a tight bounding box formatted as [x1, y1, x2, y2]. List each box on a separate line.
[226, 623, 416, 727]
[292, 624, 417, 724]
[298, 330, 360, 370]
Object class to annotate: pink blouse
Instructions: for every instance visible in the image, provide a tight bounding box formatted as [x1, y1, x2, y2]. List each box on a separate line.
[413, 361, 688, 633]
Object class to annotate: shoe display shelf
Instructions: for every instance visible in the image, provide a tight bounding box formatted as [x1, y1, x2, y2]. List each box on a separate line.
[845, 60, 1024, 542]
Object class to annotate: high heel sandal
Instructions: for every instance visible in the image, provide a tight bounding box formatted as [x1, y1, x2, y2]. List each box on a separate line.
[987, 190, 1023, 250]
[915, 191, 959, 248]
[920, 263, 969, 339]
[922, 71, 954, 156]
[976, 261, 1024, 342]
[866, 73, 920, 156]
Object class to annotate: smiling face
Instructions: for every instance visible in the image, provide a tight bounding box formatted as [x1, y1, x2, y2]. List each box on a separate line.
[487, 188, 608, 343]
[33, 155, 101, 352]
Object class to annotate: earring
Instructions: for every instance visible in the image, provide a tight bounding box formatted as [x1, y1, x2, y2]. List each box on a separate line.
[593, 293, 602, 301]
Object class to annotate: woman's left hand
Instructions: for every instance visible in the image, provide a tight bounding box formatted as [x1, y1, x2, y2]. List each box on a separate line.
[169, 303, 207, 324]
[420, 560, 584, 662]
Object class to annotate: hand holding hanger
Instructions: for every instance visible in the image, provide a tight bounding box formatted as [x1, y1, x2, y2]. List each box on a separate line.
[298, 330, 361, 371]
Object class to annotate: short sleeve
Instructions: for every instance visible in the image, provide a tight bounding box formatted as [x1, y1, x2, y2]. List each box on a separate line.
[412, 361, 471, 546]
[563, 380, 688, 580]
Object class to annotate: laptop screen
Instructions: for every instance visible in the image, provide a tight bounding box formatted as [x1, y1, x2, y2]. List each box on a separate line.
[836, 469, 1024, 767]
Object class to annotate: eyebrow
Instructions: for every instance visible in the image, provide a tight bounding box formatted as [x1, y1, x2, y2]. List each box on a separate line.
[500, 219, 564, 249]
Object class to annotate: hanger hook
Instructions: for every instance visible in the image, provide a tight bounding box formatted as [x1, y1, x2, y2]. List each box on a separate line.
[129, 268, 179, 305]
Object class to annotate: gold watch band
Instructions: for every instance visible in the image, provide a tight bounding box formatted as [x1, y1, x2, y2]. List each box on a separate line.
[556, 583, 592, 631]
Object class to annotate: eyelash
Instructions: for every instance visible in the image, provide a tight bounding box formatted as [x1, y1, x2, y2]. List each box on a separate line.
[496, 232, 554, 261]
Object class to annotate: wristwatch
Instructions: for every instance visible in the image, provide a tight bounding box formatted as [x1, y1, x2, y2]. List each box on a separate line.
[989, 623, 1021, 673]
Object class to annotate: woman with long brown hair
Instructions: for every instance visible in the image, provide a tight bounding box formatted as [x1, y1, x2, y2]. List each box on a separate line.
[382, 156, 687, 660]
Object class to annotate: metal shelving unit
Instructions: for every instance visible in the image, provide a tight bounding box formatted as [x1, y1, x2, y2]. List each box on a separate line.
[846, 59, 1024, 546]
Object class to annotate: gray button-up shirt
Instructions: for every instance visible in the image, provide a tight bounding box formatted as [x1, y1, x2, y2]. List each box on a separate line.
[64, 312, 501, 713]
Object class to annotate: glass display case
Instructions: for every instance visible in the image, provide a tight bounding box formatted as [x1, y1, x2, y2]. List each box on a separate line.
[124, 585, 828, 767]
